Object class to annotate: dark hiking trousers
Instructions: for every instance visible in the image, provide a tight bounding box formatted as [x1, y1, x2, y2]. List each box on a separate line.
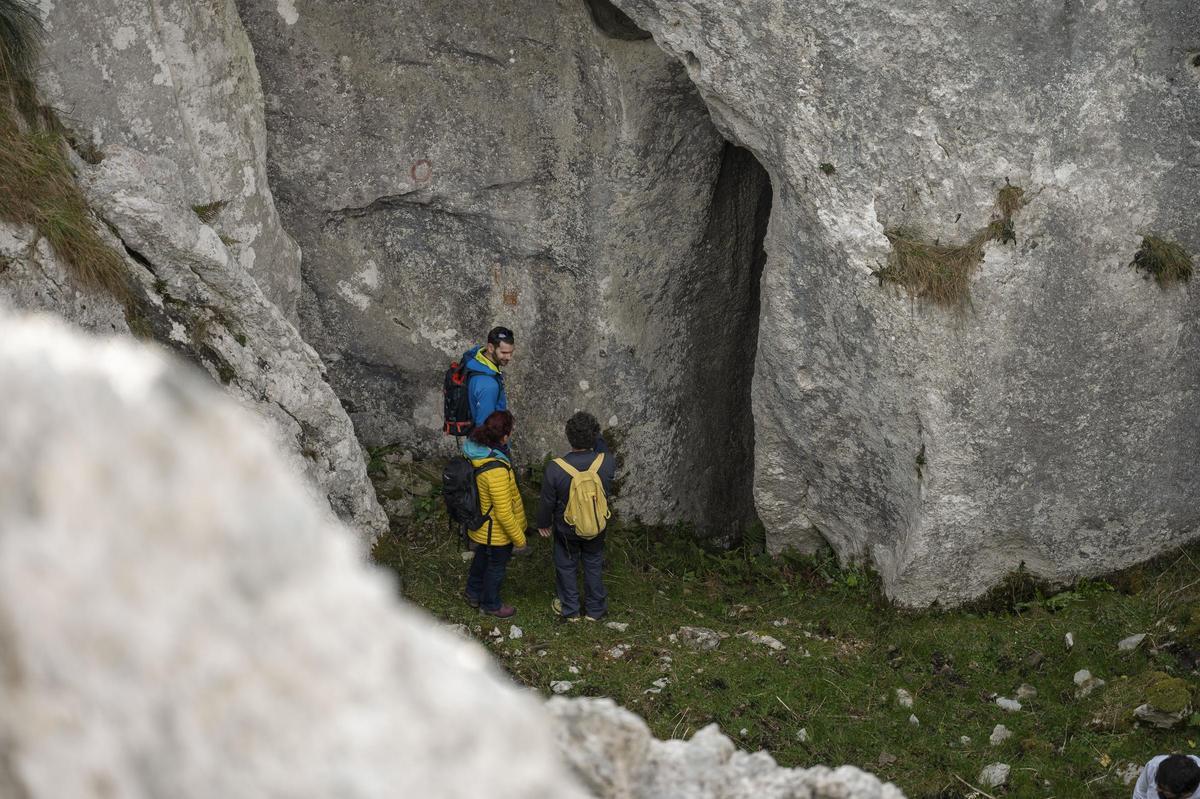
[553, 530, 607, 619]
[466, 542, 514, 611]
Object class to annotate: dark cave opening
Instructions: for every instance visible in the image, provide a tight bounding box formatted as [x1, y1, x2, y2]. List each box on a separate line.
[687, 142, 772, 545]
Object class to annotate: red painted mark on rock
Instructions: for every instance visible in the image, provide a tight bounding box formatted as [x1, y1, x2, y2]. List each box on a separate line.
[410, 159, 433, 183]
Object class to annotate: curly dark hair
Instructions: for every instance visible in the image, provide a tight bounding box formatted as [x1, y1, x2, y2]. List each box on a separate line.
[565, 411, 600, 450]
[468, 410, 514, 448]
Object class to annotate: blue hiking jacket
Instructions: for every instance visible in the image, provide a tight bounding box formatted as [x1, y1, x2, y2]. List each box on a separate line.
[463, 345, 507, 426]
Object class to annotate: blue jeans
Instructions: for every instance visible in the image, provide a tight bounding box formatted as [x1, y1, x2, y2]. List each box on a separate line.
[466, 543, 513, 611]
[553, 530, 607, 618]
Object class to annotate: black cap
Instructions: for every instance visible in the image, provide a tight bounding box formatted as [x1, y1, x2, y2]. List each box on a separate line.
[487, 326, 515, 345]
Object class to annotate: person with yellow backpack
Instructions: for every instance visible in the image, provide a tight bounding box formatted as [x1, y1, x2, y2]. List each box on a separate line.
[536, 411, 616, 622]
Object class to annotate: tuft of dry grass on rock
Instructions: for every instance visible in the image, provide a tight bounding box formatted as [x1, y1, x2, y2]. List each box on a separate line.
[0, 0, 129, 303]
[1132, 235, 1193, 287]
[876, 183, 1027, 309]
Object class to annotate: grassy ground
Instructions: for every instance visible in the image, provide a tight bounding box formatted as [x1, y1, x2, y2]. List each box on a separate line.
[372, 457, 1198, 798]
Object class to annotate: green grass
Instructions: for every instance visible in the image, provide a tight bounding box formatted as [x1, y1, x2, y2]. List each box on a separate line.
[1132, 235, 1193, 287]
[0, 0, 129, 305]
[373, 458, 1200, 798]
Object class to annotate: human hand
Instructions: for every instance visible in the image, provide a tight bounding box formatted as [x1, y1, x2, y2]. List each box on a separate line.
[513, 545, 529, 556]
[538, 527, 551, 538]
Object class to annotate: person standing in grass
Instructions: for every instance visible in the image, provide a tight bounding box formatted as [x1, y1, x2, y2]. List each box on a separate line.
[462, 410, 527, 618]
[1133, 753, 1200, 799]
[537, 411, 615, 622]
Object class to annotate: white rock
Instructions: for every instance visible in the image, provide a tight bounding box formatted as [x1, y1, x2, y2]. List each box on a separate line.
[608, 644, 631, 659]
[996, 697, 1022, 712]
[605, 622, 629, 632]
[1118, 761, 1143, 785]
[979, 763, 1010, 788]
[644, 677, 670, 695]
[461, 550, 474, 562]
[796, 728, 810, 743]
[737, 631, 786, 651]
[895, 688, 913, 708]
[1118, 633, 1147, 651]
[989, 724, 1012, 745]
[739, 728, 749, 737]
[549, 698, 905, 798]
[677, 626, 722, 651]
[959, 736, 971, 745]
[1074, 669, 1106, 698]
[509, 626, 524, 640]
[1016, 683, 1037, 700]
[1065, 632, 1075, 650]
[1073, 669, 1093, 686]
[568, 665, 581, 675]
[551, 681, 574, 695]
[0, 311, 584, 798]
[908, 714, 919, 726]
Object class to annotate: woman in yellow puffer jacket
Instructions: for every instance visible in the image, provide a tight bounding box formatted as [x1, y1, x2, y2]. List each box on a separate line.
[462, 410, 527, 618]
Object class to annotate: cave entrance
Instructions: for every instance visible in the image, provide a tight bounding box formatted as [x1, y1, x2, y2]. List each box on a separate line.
[687, 143, 772, 545]
[585, 0, 773, 546]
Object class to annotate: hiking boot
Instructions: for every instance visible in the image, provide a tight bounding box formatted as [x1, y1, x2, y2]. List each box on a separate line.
[462, 591, 480, 609]
[482, 605, 516, 618]
[584, 613, 605, 622]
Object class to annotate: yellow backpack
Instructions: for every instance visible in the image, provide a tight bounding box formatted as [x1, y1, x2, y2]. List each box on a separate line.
[553, 453, 610, 539]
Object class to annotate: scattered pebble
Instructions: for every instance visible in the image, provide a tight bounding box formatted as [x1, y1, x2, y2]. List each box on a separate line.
[979, 762, 1010, 788]
[644, 677, 670, 695]
[959, 735, 971, 746]
[677, 626, 722, 651]
[996, 697, 1022, 712]
[737, 631, 786, 651]
[509, 626, 523, 640]
[739, 728, 749, 737]
[1065, 632, 1075, 650]
[550, 681, 573, 694]
[878, 752, 897, 766]
[990, 724, 1012, 745]
[772, 618, 790, 627]
[1074, 669, 1106, 698]
[1016, 683, 1037, 700]
[895, 688, 914, 709]
[796, 728, 810, 743]
[489, 627, 502, 638]
[1117, 762, 1143, 785]
[605, 622, 629, 632]
[1118, 633, 1147, 652]
[460, 551, 473, 562]
[568, 665, 581, 675]
[908, 714, 920, 726]
[608, 644, 631, 659]
[537, 649, 548, 657]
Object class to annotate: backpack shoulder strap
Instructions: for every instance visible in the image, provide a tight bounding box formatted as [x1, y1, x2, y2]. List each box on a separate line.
[553, 457, 580, 478]
[474, 459, 511, 476]
[586, 453, 605, 474]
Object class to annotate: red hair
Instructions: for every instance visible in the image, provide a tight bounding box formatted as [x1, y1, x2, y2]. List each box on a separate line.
[469, 410, 514, 448]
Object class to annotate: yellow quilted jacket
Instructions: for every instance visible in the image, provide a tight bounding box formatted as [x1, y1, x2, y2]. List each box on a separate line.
[468, 456, 527, 547]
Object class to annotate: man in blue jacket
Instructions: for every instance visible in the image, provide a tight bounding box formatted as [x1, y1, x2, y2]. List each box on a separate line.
[462, 326, 514, 427]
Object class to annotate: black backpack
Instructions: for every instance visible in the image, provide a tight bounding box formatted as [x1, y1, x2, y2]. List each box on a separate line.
[442, 359, 474, 436]
[442, 456, 510, 542]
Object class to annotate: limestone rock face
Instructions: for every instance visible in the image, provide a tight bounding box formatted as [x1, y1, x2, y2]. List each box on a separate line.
[236, 0, 770, 537]
[0, 309, 583, 799]
[0, 221, 128, 335]
[612, 0, 1200, 604]
[35, 0, 303, 317]
[549, 697, 905, 798]
[79, 145, 387, 539]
